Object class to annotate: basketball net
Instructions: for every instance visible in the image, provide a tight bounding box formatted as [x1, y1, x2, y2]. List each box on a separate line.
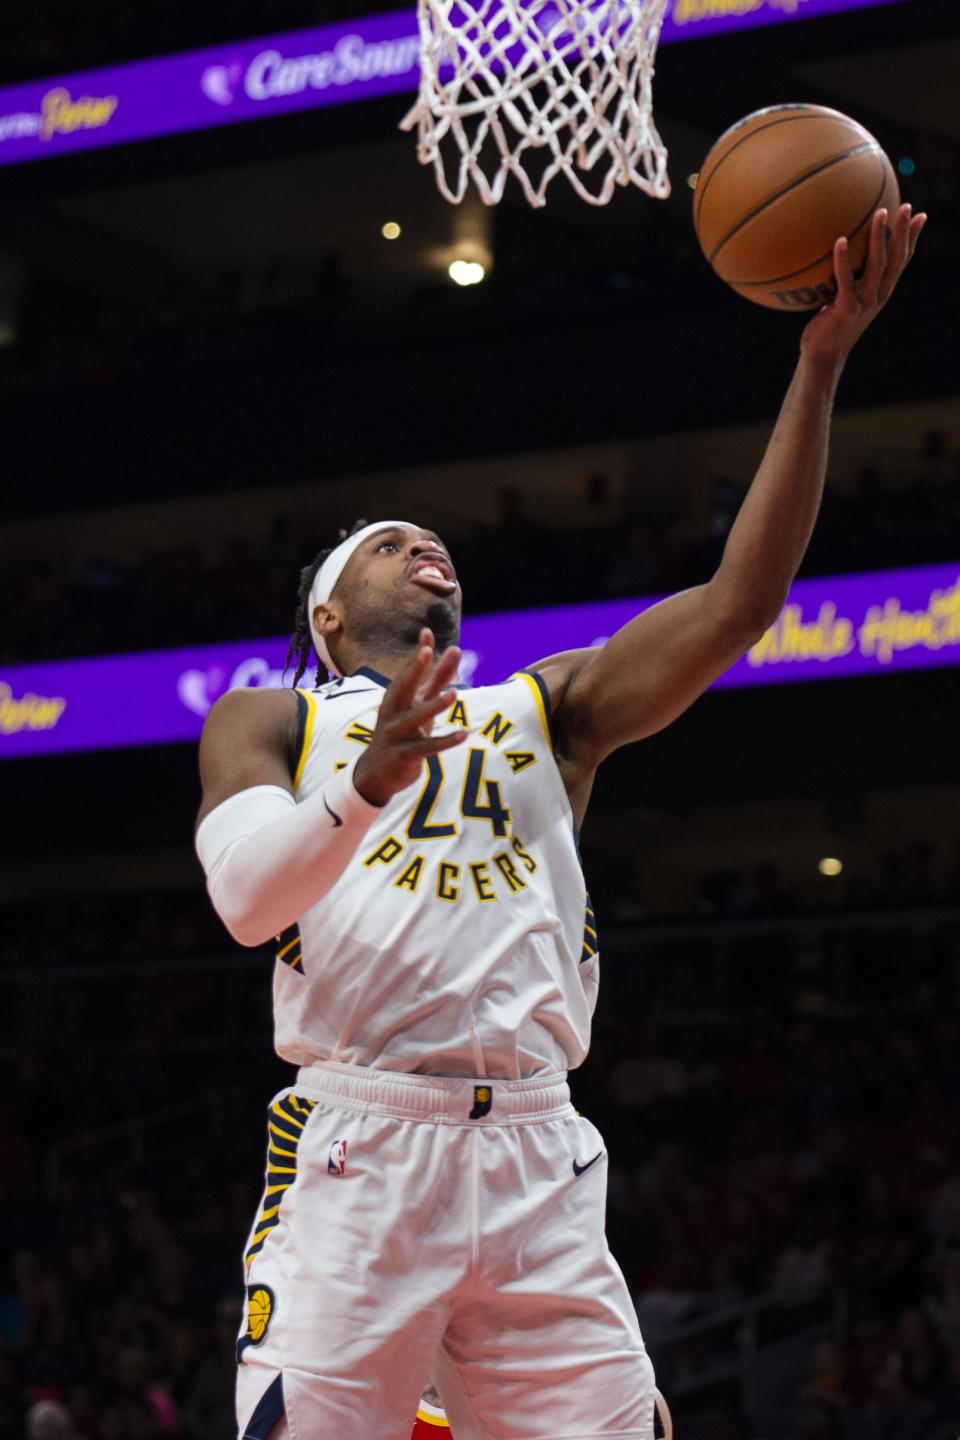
[400, 0, 671, 207]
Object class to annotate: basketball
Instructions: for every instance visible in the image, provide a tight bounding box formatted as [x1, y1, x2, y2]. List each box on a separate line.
[693, 103, 900, 312]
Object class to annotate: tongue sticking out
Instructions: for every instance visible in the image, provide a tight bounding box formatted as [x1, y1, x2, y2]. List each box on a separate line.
[413, 564, 456, 592]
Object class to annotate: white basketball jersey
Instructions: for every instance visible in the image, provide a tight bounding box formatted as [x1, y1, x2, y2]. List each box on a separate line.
[273, 667, 599, 1079]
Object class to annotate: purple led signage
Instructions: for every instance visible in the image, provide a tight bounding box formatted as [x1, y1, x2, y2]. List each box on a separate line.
[3, 560, 959, 760]
[0, 0, 916, 169]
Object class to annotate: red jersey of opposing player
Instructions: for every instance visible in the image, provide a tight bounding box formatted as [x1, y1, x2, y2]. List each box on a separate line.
[411, 1394, 451, 1437]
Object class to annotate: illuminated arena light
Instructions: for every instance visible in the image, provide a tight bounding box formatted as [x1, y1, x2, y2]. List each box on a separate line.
[449, 260, 485, 286]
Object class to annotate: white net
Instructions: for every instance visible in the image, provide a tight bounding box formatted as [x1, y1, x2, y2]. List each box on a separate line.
[400, 0, 670, 207]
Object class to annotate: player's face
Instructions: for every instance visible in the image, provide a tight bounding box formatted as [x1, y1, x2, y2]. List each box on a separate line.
[334, 523, 462, 650]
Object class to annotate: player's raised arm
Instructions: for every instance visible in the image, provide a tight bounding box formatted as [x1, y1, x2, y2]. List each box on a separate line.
[194, 633, 465, 946]
[535, 203, 926, 774]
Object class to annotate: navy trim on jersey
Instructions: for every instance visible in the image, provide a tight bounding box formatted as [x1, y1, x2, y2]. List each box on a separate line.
[291, 690, 309, 773]
[521, 668, 555, 747]
[241, 1374, 284, 1439]
[354, 665, 392, 687]
[348, 662, 473, 691]
[581, 893, 598, 965]
[276, 922, 304, 975]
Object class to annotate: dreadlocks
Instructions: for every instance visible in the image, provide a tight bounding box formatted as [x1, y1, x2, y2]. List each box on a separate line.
[284, 519, 369, 688]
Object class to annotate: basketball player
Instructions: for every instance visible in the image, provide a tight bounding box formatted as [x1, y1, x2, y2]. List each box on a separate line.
[195, 204, 924, 1440]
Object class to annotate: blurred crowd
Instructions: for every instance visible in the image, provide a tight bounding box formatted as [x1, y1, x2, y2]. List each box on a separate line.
[2, 885, 960, 1436]
[5, 429, 960, 665]
[0, 142, 953, 407]
[586, 1005, 960, 1440]
[0, 1109, 263, 1440]
[686, 840, 960, 924]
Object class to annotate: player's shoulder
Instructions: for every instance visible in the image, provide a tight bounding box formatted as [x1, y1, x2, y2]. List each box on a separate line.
[471, 668, 547, 698]
[201, 684, 301, 744]
[196, 685, 306, 823]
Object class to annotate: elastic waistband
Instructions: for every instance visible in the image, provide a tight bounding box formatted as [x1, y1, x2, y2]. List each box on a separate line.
[294, 1059, 571, 1125]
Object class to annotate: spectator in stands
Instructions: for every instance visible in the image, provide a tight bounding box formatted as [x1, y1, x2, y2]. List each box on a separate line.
[796, 1338, 848, 1439]
[924, 1250, 960, 1350]
[876, 1307, 947, 1439]
[23, 1401, 75, 1440]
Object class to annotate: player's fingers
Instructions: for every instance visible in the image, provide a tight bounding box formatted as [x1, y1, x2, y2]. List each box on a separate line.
[858, 207, 889, 300]
[878, 207, 926, 304]
[884, 203, 913, 273]
[410, 644, 462, 713]
[832, 235, 856, 305]
[396, 688, 459, 734]
[424, 729, 470, 754]
[422, 645, 462, 698]
[904, 211, 927, 264]
[402, 729, 469, 756]
[389, 630, 436, 706]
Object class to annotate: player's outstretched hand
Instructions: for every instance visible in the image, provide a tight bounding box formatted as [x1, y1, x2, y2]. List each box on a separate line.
[801, 202, 927, 367]
[353, 629, 466, 806]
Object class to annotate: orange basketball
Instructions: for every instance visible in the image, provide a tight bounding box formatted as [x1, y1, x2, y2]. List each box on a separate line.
[693, 103, 899, 311]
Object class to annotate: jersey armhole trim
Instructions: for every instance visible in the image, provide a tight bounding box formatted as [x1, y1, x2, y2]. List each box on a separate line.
[515, 669, 554, 749]
[291, 690, 317, 793]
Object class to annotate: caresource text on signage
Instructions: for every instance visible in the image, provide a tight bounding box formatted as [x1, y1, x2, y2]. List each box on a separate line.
[0, 15, 429, 169]
[1, 561, 959, 761]
[0, 0, 915, 169]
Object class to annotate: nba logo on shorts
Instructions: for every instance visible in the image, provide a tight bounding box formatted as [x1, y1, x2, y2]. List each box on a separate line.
[328, 1139, 347, 1175]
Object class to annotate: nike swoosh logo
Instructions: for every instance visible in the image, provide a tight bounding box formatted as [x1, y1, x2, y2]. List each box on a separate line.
[324, 688, 377, 700]
[323, 797, 343, 827]
[572, 1151, 603, 1177]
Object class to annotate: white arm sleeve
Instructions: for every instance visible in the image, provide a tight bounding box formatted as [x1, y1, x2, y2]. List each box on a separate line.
[195, 763, 382, 947]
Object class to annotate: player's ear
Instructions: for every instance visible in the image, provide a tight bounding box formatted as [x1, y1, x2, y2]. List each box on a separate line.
[312, 601, 341, 644]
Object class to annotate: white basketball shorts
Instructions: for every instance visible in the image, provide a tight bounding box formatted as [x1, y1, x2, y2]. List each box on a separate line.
[236, 1061, 657, 1440]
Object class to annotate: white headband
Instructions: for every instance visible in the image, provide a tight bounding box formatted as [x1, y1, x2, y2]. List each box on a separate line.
[308, 521, 413, 677]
